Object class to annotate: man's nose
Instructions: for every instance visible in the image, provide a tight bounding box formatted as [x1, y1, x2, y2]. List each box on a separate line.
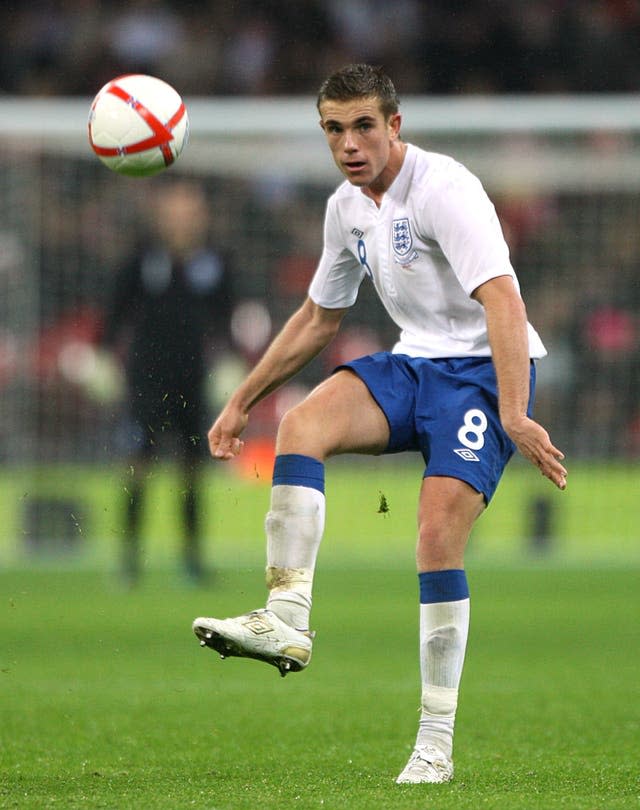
[343, 129, 357, 152]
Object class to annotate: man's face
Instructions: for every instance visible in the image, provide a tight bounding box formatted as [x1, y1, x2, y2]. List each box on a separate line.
[153, 183, 209, 253]
[318, 96, 401, 189]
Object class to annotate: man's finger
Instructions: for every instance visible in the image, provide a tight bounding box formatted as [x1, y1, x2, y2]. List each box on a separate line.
[212, 437, 244, 459]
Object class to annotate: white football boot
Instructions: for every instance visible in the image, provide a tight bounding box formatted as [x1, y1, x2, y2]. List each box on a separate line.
[193, 609, 313, 677]
[395, 744, 454, 784]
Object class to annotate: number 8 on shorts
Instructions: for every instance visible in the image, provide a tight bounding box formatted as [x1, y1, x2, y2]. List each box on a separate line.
[457, 409, 488, 451]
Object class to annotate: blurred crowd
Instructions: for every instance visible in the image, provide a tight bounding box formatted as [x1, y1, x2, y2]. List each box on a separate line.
[1, 0, 640, 98]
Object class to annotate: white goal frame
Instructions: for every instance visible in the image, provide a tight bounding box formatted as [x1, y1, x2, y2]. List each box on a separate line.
[1, 94, 639, 190]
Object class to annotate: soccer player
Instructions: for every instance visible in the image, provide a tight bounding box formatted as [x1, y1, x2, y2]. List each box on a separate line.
[103, 179, 234, 584]
[193, 64, 567, 784]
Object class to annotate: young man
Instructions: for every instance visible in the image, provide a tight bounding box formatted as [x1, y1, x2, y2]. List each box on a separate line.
[193, 64, 567, 784]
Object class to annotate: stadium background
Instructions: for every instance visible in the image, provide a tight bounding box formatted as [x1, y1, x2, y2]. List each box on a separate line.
[0, 0, 639, 568]
[1, 5, 640, 809]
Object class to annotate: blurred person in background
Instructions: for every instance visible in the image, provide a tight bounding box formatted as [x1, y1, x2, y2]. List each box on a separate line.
[102, 179, 234, 585]
[193, 64, 566, 785]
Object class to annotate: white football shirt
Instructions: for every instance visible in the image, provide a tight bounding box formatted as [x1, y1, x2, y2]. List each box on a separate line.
[309, 143, 546, 359]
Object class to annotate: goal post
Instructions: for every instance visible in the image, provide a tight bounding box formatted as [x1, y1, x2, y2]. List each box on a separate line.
[3, 93, 640, 181]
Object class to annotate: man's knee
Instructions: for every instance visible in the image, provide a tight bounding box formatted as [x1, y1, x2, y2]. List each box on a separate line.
[276, 401, 327, 457]
[278, 402, 311, 441]
[417, 521, 463, 569]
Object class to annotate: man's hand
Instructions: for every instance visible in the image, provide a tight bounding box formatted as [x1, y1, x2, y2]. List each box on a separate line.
[207, 403, 248, 460]
[504, 415, 567, 490]
[206, 298, 348, 462]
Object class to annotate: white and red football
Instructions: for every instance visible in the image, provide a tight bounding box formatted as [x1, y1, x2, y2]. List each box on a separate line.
[88, 74, 189, 177]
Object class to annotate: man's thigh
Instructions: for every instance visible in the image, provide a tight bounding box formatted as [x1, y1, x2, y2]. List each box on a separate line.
[418, 358, 527, 503]
[275, 369, 390, 458]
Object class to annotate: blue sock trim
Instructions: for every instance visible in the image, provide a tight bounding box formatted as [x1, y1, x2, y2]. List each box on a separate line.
[272, 453, 325, 494]
[419, 569, 469, 604]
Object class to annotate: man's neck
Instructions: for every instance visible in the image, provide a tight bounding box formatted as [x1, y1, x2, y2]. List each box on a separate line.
[362, 141, 408, 206]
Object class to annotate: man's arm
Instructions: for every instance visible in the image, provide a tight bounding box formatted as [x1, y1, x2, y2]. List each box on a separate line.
[208, 296, 349, 460]
[473, 275, 567, 490]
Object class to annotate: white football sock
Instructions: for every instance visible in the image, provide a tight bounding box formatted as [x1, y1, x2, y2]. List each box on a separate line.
[264, 484, 325, 630]
[417, 598, 470, 757]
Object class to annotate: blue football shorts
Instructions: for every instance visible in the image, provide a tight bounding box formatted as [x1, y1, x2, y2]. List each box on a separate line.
[336, 353, 536, 503]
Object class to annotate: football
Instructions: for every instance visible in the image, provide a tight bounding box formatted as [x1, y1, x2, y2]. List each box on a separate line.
[88, 74, 189, 177]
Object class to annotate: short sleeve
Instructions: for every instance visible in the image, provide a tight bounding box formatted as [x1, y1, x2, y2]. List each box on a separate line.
[308, 197, 365, 308]
[426, 167, 516, 297]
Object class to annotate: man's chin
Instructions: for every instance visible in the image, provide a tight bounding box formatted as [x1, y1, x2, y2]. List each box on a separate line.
[344, 174, 369, 188]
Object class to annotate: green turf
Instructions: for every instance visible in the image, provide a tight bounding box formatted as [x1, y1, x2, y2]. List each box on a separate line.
[1, 565, 639, 809]
[2, 458, 640, 569]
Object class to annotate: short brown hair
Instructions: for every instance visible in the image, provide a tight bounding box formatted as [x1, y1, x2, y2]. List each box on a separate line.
[317, 64, 400, 119]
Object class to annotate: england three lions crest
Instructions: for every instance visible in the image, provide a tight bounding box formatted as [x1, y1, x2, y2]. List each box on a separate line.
[392, 218, 418, 266]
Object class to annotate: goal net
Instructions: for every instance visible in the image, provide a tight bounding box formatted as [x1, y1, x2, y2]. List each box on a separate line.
[1, 95, 639, 464]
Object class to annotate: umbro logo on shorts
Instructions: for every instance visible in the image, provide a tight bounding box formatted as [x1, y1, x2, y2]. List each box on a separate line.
[453, 447, 480, 462]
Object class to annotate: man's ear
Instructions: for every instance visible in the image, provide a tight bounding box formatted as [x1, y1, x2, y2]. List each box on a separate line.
[389, 112, 402, 139]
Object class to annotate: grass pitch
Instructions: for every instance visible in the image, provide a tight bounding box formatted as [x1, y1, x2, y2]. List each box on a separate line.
[1, 564, 638, 809]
